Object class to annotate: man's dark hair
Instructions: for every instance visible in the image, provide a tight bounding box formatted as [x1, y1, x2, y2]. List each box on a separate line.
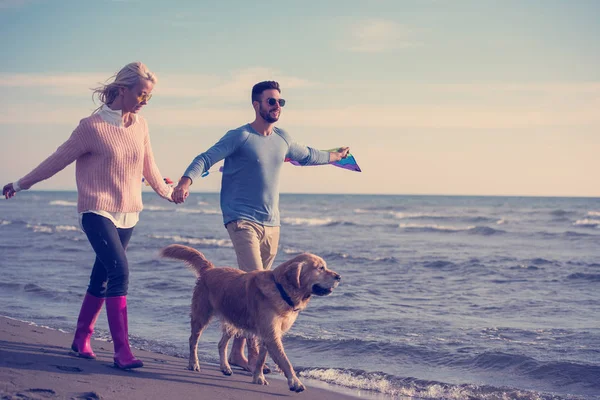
[251, 81, 280, 103]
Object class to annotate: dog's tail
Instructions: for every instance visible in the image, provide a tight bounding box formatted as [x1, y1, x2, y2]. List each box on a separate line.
[160, 244, 214, 277]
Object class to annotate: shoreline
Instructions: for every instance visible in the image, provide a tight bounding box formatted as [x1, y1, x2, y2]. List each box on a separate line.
[0, 316, 368, 400]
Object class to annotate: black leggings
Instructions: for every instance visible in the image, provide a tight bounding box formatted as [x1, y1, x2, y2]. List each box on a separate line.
[81, 213, 134, 298]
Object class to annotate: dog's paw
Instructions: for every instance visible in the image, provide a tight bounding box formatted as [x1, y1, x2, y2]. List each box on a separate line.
[221, 367, 233, 376]
[188, 363, 200, 372]
[252, 374, 269, 386]
[289, 378, 305, 393]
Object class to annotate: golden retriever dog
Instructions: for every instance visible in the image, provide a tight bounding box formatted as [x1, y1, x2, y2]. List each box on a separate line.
[160, 244, 341, 392]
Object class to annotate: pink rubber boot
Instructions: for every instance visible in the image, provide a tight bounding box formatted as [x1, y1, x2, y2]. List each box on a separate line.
[71, 293, 104, 359]
[105, 296, 143, 369]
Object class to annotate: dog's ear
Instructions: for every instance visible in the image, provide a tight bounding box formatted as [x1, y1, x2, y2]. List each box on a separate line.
[285, 261, 305, 288]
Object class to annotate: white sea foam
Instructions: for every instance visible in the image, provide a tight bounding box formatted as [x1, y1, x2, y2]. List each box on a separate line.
[283, 247, 304, 254]
[0, 220, 11, 225]
[398, 223, 474, 232]
[300, 369, 397, 396]
[176, 208, 221, 215]
[391, 212, 440, 219]
[27, 224, 53, 233]
[150, 234, 232, 247]
[587, 211, 600, 217]
[56, 225, 79, 232]
[496, 218, 507, 225]
[574, 219, 599, 227]
[282, 217, 333, 226]
[49, 200, 77, 207]
[144, 205, 171, 211]
[300, 368, 494, 399]
[26, 223, 79, 233]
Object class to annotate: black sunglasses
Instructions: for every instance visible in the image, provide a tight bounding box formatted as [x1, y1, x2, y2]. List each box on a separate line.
[266, 97, 286, 107]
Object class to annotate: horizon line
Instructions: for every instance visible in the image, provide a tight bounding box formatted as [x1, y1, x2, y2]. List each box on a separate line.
[5, 189, 599, 200]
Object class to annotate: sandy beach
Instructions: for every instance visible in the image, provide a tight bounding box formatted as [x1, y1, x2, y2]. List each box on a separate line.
[0, 316, 363, 400]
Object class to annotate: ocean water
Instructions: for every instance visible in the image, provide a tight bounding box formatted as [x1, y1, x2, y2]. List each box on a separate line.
[1, 191, 599, 400]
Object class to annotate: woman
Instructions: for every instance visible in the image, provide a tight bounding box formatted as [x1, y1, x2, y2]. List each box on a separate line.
[2, 62, 180, 369]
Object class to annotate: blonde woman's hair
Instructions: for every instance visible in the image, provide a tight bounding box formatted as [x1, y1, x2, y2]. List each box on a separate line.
[91, 62, 157, 113]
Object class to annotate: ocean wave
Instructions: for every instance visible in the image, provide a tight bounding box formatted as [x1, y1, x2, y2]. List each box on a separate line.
[588, 211, 600, 217]
[390, 212, 446, 219]
[282, 217, 335, 226]
[550, 209, 574, 217]
[394, 213, 503, 225]
[282, 247, 304, 255]
[298, 368, 571, 400]
[26, 224, 53, 234]
[144, 205, 172, 211]
[0, 220, 11, 225]
[566, 261, 600, 268]
[49, 200, 77, 207]
[508, 258, 553, 270]
[56, 225, 79, 232]
[510, 264, 541, 271]
[467, 226, 505, 236]
[399, 223, 473, 232]
[564, 231, 595, 238]
[567, 273, 600, 282]
[423, 260, 457, 269]
[25, 223, 79, 234]
[398, 223, 505, 236]
[148, 234, 232, 248]
[285, 334, 600, 394]
[321, 251, 400, 265]
[0, 282, 76, 302]
[354, 206, 406, 213]
[465, 351, 600, 391]
[175, 208, 221, 215]
[574, 219, 599, 228]
[528, 258, 554, 265]
[281, 249, 399, 265]
[144, 281, 189, 291]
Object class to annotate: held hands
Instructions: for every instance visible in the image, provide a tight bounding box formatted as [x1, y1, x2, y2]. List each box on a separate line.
[330, 147, 350, 162]
[172, 177, 191, 204]
[3, 183, 16, 199]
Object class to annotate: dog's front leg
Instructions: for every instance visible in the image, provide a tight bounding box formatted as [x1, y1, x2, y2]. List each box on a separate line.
[218, 331, 233, 375]
[251, 342, 269, 386]
[263, 337, 305, 392]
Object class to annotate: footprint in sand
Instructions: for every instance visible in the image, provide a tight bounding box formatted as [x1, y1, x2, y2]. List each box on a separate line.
[53, 365, 83, 372]
[75, 391, 102, 399]
[16, 388, 56, 398]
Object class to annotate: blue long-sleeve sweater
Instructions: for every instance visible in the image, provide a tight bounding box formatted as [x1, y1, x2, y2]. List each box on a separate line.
[183, 124, 330, 226]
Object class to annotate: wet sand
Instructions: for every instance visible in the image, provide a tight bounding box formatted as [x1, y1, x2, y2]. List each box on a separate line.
[0, 316, 362, 400]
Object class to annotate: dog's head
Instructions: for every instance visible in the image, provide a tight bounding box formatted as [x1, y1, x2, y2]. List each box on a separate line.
[274, 253, 341, 297]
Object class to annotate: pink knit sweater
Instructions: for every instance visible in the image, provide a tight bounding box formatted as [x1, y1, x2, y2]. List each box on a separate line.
[18, 113, 171, 213]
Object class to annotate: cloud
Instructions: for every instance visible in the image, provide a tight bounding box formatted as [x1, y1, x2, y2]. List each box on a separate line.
[341, 18, 420, 53]
[2, 71, 599, 130]
[154, 67, 314, 100]
[0, 68, 314, 101]
[3, 97, 598, 130]
[0, 73, 108, 95]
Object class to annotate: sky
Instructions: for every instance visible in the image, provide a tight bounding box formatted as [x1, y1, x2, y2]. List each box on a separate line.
[0, 0, 598, 197]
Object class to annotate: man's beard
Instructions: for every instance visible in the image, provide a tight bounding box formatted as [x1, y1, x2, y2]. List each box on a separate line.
[260, 106, 279, 123]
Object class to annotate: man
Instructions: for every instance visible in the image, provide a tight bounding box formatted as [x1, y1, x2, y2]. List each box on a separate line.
[172, 80, 349, 372]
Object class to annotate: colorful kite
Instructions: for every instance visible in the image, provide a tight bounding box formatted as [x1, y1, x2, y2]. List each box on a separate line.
[285, 148, 361, 172]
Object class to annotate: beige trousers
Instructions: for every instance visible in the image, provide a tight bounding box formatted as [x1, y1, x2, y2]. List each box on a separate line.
[225, 220, 280, 271]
